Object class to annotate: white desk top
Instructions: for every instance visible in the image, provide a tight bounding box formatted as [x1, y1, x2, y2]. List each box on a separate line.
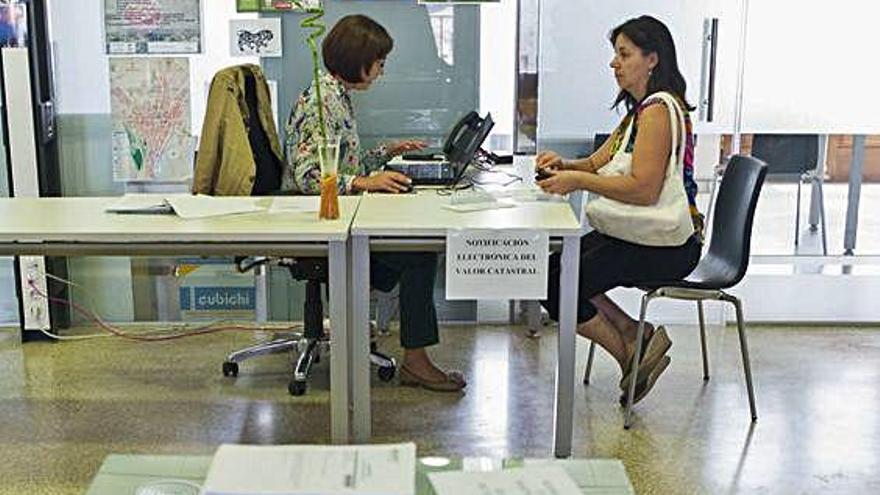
[351, 189, 582, 237]
[0, 196, 360, 243]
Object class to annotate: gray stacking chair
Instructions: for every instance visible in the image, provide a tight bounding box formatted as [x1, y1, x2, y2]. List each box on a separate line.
[751, 134, 827, 255]
[583, 155, 768, 429]
[707, 134, 825, 254]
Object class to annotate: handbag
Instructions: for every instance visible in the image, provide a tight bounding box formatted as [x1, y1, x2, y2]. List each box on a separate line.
[584, 91, 695, 247]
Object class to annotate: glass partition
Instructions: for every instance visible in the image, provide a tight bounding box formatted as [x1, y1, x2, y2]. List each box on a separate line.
[45, 0, 517, 324]
[539, 1, 740, 148]
[737, 0, 880, 256]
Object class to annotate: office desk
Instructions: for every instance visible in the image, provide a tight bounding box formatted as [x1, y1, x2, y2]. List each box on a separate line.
[0, 196, 360, 443]
[85, 454, 635, 494]
[350, 190, 583, 458]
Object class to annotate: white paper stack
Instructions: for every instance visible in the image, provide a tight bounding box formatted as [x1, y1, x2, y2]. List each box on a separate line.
[104, 194, 266, 219]
[200, 443, 416, 495]
[104, 194, 174, 214]
[428, 466, 582, 495]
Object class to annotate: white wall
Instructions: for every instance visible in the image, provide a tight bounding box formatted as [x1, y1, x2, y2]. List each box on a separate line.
[479, 0, 516, 145]
[741, 0, 880, 134]
[538, 0, 741, 140]
[49, 0, 256, 135]
[49, 0, 110, 114]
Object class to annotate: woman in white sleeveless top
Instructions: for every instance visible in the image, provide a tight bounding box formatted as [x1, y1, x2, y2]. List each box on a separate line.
[537, 16, 702, 405]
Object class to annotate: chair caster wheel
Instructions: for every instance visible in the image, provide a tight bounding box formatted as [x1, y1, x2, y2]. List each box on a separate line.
[222, 361, 239, 377]
[289, 380, 307, 396]
[377, 365, 396, 382]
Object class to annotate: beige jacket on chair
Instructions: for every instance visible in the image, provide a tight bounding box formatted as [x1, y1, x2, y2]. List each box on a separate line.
[193, 65, 282, 196]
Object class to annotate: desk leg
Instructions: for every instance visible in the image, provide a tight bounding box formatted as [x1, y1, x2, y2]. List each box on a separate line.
[329, 240, 350, 444]
[554, 235, 579, 458]
[844, 135, 865, 256]
[351, 234, 372, 442]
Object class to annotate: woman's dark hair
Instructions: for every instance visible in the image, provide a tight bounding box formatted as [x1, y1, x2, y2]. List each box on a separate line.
[609, 15, 694, 113]
[322, 15, 393, 84]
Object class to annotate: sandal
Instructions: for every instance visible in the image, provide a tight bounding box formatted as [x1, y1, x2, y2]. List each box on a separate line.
[399, 364, 466, 392]
[620, 355, 671, 406]
[620, 326, 671, 392]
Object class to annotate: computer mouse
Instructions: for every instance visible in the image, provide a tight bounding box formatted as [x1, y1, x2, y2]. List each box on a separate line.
[399, 182, 414, 194]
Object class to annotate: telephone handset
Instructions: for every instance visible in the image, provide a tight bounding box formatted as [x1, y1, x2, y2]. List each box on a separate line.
[442, 111, 481, 156]
[442, 111, 494, 166]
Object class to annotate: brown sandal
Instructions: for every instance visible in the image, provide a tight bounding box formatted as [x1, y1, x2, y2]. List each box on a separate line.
[620, 326, 670, 391]
[399, 364, 466, 392]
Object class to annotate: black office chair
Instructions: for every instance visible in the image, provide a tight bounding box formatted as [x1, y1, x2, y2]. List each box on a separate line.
[583, 155, 768, 429]
[196, 65, 395, 395]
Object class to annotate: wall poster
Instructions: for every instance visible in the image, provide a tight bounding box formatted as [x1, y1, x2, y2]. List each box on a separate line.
[110, 57, 193, 182]
[236, 0, 319, 13]
[104, 0, 201, 54]
[0, 1, 28, 48]
[230, 18, 282, 57]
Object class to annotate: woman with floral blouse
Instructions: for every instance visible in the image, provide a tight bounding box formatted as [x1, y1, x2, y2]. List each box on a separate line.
[284, 15, 465, 392]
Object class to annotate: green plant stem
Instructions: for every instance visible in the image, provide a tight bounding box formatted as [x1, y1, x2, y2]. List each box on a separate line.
[293, 1, 329, 146]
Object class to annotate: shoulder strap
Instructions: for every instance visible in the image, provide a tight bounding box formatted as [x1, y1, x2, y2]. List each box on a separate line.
[644, 92, 686, 165]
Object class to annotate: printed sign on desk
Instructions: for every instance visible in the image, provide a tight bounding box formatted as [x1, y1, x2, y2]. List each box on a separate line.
[446, 230, 549, 300]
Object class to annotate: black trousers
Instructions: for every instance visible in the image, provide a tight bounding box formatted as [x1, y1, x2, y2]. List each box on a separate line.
[370, 252, 439, 349]
[542, 231, 702, 324]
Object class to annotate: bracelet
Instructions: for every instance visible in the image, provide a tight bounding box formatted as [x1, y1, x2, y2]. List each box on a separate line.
[584, 156, 599, 171]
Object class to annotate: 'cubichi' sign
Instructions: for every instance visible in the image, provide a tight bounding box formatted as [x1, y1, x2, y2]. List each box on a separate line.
[446, 229, 549, 300]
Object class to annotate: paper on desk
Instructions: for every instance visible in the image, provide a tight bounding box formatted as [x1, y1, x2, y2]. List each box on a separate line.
[442, 201, 517, 213]
[268, 197, 321, 214]
[165, 195, 266, 219]
[104, 194, 173, 214]
[523, 459, 634, 493]
[428, 466, 581, 495]
[201, 443, 416, 495]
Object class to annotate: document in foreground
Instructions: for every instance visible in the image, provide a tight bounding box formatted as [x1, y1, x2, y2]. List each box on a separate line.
[201, 443, 416, 495]
[428, 466, 581, 495]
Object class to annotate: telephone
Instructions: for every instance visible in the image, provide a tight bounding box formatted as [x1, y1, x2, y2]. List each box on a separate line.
[388, 111, 494, 188]
[442, 111, 494, 165]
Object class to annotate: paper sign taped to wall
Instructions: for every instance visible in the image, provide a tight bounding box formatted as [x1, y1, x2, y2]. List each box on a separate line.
[230, 18, 282, 58]
[446, 229, 549, 300]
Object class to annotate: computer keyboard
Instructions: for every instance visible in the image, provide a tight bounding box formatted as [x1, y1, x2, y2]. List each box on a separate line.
[386, 162, 458, 185]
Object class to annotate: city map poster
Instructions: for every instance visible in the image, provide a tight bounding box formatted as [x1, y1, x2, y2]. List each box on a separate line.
[236, 0, 319, 13]
[110, 57, 193, 182]
[104, 0, 201, 54]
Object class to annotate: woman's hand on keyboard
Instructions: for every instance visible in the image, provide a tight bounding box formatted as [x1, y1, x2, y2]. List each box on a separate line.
[386, 139, 428, 157]
[352, 171, 413, 193]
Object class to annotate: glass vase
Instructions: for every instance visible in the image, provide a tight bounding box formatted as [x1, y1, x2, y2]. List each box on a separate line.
[318, 136, 340, 220]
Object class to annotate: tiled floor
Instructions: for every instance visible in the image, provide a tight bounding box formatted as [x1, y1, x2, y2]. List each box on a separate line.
[1, 322, 879, 494]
